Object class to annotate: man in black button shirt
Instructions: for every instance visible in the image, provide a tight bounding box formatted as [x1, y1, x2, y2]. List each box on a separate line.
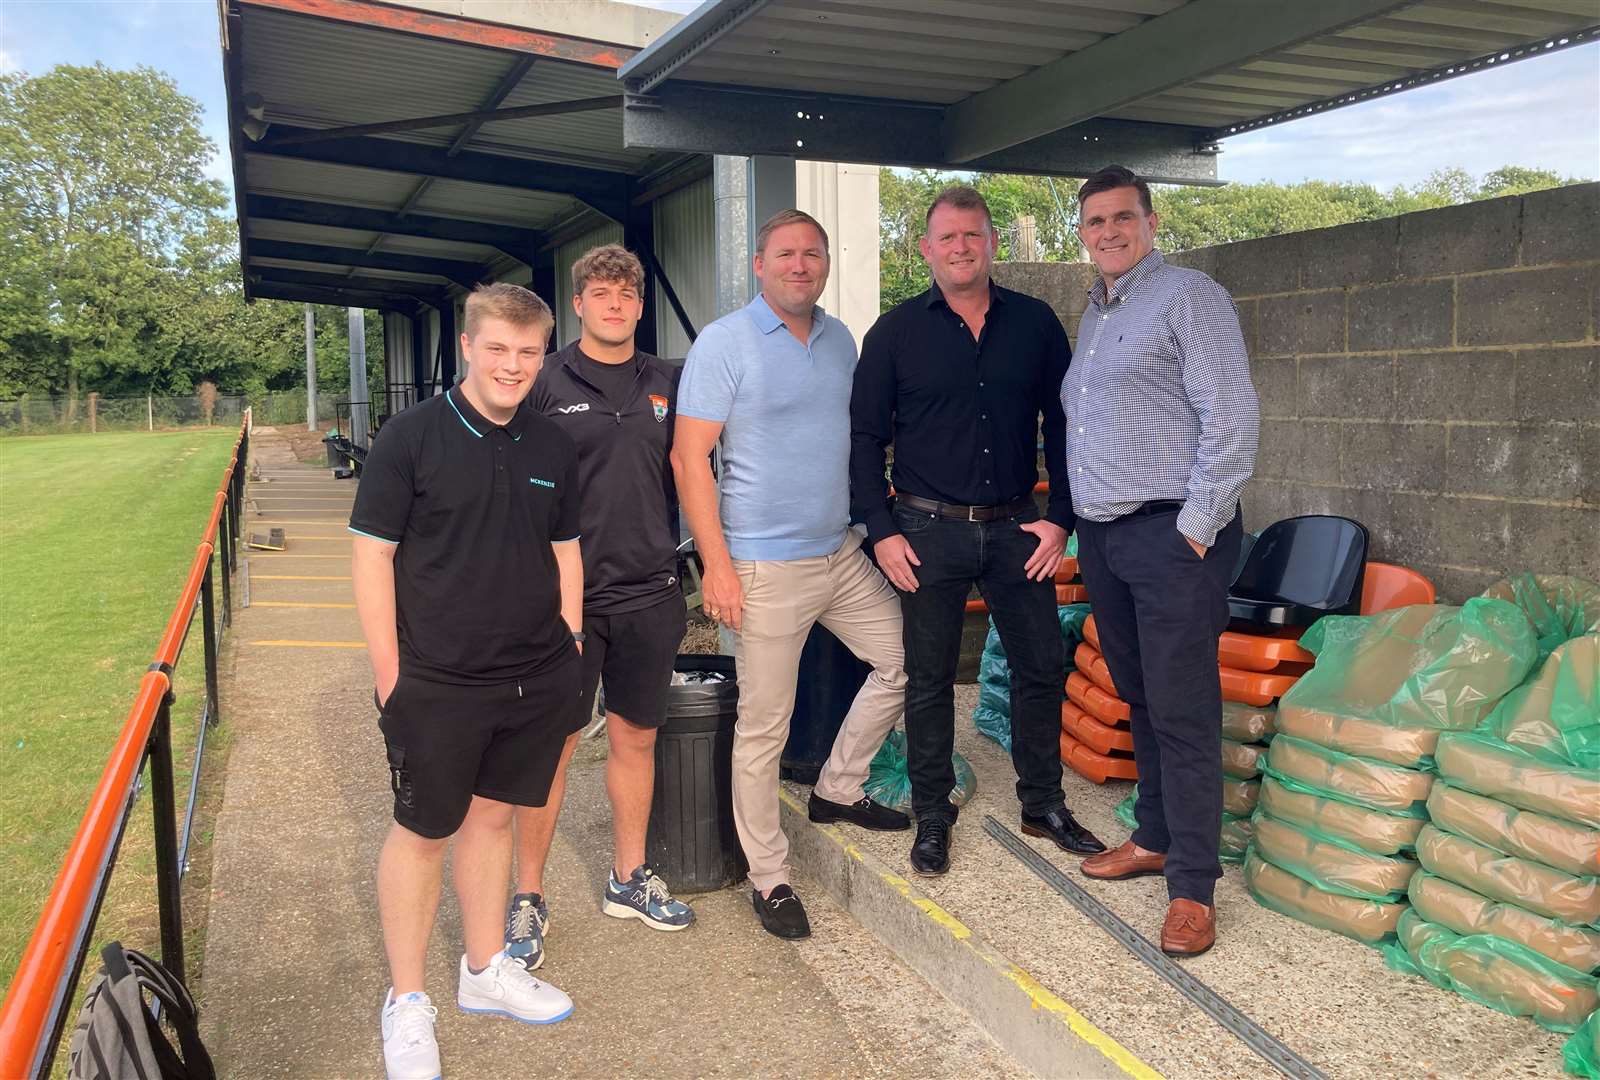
[852, 185, 1104, 876]
[350, 283, 581, 1078]
[512, 245, 693, 968]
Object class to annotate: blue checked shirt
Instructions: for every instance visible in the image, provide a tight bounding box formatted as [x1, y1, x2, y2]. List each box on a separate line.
[1064, 250, 1258, 547]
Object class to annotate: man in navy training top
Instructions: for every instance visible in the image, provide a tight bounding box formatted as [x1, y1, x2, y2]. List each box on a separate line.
[350, 283, 583, 1079]
[509, 244, 694, 971]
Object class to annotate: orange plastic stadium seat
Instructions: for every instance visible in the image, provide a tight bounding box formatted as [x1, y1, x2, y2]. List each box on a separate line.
[966, 579, 1088, 614]
[1073, 642, 1118, 696]
[1060, 729, 1140, 783]
[1056, 555, 1080, 583]
[1360, 562, 1436, 614]
[1220, 664, 1300, 707]
[1062, 701, 1136, 755]
[1066, 671, 1131, 724]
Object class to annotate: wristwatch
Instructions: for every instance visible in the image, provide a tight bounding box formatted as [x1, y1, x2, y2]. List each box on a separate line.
[571, 631, 587, 644]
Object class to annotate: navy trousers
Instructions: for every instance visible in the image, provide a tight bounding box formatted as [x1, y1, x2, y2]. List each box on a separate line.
[1074, 507, 1243, 905]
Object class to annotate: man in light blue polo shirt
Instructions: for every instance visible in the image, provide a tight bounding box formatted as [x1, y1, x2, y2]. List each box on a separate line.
[671, 209, 910, 941]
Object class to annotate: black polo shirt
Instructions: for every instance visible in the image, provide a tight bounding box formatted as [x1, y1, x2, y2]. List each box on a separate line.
[530, 341, 680, 617]
[348, 385, 580, 685]
[850, 281, 1074, 545]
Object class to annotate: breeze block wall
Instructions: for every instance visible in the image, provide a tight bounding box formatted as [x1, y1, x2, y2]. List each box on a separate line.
[996, 182, 1599, 601]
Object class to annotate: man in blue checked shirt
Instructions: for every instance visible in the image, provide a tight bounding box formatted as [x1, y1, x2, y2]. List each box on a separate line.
[1069, 166, 1259, 959]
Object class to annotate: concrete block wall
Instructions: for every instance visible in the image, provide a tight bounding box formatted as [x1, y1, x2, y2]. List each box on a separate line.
[995, 183, 1599, 601]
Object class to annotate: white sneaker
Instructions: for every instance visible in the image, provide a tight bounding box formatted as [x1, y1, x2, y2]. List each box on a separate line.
[381, 988, 441, 1080]
[456, 951, 573, 1025]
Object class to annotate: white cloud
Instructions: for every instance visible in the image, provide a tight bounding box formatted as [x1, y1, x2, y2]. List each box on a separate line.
[0, 49, 19, 75]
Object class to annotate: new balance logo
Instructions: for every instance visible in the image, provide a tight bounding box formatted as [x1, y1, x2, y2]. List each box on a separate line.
[555, 403, 589, 414]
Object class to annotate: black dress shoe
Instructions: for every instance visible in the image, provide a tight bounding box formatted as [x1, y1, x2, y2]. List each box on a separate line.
[808, 792, 912, 831]
[752, 884, 811, 939]
[910, 816, 953, 876]
[1021, 807, 1107, 856]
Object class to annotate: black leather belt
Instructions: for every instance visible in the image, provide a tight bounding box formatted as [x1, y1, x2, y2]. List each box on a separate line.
[896, 493, 1034, 522]
[1126, 500, 1186, 517]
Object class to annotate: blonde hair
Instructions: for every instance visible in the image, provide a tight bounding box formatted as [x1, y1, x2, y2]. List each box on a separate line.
[463, 282, 553, 339]
[754, 208, 829, 257]
[571, 243, 645, 296]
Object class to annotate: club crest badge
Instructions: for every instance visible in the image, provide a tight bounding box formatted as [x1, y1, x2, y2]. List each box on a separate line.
[649, 394, 668, 423]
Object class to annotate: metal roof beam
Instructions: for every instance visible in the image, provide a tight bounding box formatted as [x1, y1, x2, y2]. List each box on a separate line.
[941, 0, 1410, 162]
[260, 96, 624, 147]
[250, 240, 489, 290]
[623, 84, 1218, 185]
[246, 130, 631, 220]
[246, 195, 541, 258]
[250, 281, 427, 313]
[250, 266, 450, 300]
[618, 0, 772, 93]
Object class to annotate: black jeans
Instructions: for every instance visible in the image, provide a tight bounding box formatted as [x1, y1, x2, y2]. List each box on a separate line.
[1075, 508, 1243, 906]
[895, 501, 1066, 823]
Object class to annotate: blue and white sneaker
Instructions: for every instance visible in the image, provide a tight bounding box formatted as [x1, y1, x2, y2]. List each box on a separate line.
[602, 865, 694, 931]
[504, 892, 548, 972]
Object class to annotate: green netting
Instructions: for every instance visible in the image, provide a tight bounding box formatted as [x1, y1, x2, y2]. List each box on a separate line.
[1480, 573, 1600, 663]
[1251, 812, 1418, 902]
[1565, 1006, 1600, 1078]
[1258, 775, 1426, 855]
[1426, 781, 1600, 880]
[1387, 911, 1600, 1033]
[1483, 634, 1600, 771]
[972, 604, 1092, 753]
[1263, 734, 1434, 815]
[1415, 824, 1600, 926]
[1408, 871, 1600, 975]
[1435, 732, 1600, 830]
[864, 730, 976, 812]
[1275, 600, 1538, 767]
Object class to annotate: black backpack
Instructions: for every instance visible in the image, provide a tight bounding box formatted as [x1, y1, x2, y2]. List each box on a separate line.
[67, 942, 215, 1080]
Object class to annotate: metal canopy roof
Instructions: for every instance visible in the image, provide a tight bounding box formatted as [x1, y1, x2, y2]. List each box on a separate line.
[220, 0, 703, 311]
[618, 0, 1599, 181]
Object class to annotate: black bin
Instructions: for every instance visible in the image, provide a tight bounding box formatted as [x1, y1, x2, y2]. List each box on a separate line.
[641, 653, 744, 893]
[781, 623, 871, 784]
[322, 434, 343, 468]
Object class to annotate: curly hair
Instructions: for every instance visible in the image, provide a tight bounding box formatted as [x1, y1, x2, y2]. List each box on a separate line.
[571, 243, 645, 297]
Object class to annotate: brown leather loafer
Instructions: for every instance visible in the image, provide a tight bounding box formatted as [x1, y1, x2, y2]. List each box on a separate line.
[1161, 899, 1216, 957]
[1081, 840, 1166, 881]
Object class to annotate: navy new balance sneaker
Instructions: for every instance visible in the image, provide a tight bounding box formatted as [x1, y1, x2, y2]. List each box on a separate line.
[601, 865, 694, 931]
[504, 892, 549, 971]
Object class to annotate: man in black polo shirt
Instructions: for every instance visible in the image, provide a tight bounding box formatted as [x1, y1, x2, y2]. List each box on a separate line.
[851, 185, 1104, 876]
[351, 283, 581, 1080]
[509, 245, 692, 971]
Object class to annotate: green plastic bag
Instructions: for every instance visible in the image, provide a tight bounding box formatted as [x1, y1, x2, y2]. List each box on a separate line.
[1564, 1006, 1600, 1078]
[1483, 634, 1600, 771]
[1480, 573, 1600, 662]
[971, 604, 1092, 754]
[1435, 732, 1600, 830]
[1276, 601, 1538, 764]
[1263, 734, 1434, 815]
[864, 730, 976, 812]
[1389, 912, 1600, 1033]
[1252, 812, 1418, 902]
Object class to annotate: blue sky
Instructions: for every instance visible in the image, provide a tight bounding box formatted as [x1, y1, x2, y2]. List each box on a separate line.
[1, 0, 1595, 190]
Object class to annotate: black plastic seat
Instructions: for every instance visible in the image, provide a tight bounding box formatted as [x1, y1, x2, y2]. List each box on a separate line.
[1227, 515, 1369, 629]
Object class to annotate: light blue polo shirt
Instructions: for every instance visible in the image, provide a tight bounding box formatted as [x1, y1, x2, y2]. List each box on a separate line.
[677, 294, 857, 561]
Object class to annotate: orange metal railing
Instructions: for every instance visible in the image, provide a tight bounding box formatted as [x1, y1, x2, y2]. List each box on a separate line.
[0, 412, 250, 1078]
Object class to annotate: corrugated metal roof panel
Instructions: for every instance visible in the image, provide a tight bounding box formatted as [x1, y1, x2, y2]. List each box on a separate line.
[244, 155, 424, 207]
[245, 219, 499, 263]
[409, 178, 585, 229]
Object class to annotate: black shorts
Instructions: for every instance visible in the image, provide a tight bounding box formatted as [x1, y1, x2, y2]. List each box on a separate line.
[580, 592, 687, 730]
[377, 656, 585, 839]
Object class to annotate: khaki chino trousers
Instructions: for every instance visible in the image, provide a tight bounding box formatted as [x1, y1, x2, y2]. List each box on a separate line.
[730, 529, 906, 892]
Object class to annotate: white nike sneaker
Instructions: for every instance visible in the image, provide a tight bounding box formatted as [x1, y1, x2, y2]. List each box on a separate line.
[456, 951, 573, 1025]
[380, 988, 441, 1080]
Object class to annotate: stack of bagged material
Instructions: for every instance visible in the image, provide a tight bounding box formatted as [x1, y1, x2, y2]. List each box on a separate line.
[1386, 575, 1600, 1043]
[1245, 600, 1539, 945]
[1113, 702, 1275, 862]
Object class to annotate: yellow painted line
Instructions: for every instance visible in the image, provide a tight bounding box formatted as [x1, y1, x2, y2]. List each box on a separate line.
[777, 788, 1162, 1080]
[250, 640, 365, 648]
[251, 601, 356, 609]
[252, 574, 352, 581]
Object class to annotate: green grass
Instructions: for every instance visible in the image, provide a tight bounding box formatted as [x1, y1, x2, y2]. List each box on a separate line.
[0, 429, 236, 992]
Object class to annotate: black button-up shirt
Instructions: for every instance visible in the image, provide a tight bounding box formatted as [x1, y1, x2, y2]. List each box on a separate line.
[850, 281, 1073, 545]
[349, 386, 580, 684]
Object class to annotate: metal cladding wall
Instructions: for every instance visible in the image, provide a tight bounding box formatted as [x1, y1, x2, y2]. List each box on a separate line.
[652, 176, 715, 364]
[555, 221, 625, 348]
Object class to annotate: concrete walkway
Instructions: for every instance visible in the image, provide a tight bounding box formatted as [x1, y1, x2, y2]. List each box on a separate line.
[199, 428, 1025, 1079]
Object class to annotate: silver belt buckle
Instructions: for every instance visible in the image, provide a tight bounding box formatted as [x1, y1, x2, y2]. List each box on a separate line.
[967, 505, 981, 522]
